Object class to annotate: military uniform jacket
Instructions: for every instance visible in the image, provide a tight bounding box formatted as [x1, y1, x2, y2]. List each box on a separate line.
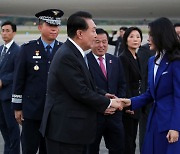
[12, 38, 62, 120]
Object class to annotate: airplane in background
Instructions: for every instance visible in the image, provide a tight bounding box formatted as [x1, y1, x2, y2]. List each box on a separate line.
[0, 0, 179, 19]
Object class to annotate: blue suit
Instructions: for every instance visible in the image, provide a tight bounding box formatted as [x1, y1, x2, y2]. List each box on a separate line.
[131, 54, 180, 154]
[0, 42, 20, 154]
[87, 52, 126, 154]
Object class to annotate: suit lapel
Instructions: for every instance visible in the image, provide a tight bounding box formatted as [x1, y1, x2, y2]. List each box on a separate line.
[37, 38, 61, 60]
[106, 54, 113, 81]
[149, 57, 155, 98]
[0, 43, 14, 68]
[0, 46, 3, 55]
[126, 50, 141, 77]
[51, 40, 61, 57]
[66, 40, 96, 89]
[154, 54, 169, 88]
[36, 38, 47, 59]
[87, 52, 107, 81]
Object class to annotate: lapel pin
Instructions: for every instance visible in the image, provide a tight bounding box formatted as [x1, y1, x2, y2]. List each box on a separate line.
[109, 60, 112, 63]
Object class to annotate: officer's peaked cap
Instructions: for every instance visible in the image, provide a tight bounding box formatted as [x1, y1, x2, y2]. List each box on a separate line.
[35, 9, 64, 26]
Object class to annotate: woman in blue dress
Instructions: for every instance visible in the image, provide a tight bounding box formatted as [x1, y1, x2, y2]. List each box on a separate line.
[121, 17, 180, 154]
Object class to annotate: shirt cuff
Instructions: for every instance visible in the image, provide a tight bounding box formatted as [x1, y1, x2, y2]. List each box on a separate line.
[107, 99, 112, 108]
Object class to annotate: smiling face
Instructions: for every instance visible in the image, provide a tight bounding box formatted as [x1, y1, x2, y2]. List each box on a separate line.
[91, 33, 108, 57]
[38, 22, 59, 43]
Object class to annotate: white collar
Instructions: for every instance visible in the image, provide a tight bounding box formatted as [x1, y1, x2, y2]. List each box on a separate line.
[92, 53, 106, 61]
[68, 38, 85, 58]
[4, 40, 14, 50]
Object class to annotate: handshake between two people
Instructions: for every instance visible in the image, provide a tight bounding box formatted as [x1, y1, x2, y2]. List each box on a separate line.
[104, 93, 131, 115]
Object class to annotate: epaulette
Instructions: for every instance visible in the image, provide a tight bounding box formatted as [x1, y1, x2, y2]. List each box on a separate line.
[23, 40, 37, 46]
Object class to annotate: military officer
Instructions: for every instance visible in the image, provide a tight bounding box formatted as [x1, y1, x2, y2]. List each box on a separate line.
[11, 9, 64, 154]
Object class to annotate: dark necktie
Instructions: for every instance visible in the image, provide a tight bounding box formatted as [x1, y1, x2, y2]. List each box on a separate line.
[98, 57, 107, 78]
[46, 45, 52, 59]
[0, 46, 7, 64]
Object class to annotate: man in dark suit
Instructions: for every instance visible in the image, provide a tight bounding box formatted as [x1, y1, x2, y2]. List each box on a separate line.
[12, 9, 64, 154]
[109, 27, 128, 57]
[40, 11, 123, 154]
[86, 28, 126, 154]
[0, 21, 20, 154]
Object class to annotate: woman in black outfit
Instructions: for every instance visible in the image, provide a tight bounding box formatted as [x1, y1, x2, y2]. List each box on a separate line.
[119, 27, 142, 154]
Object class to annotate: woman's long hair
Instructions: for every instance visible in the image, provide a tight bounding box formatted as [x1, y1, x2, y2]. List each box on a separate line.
[148, 17, 180, 62]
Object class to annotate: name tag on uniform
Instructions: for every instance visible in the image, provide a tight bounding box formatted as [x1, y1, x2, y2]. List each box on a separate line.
[33, 56, 41, 59]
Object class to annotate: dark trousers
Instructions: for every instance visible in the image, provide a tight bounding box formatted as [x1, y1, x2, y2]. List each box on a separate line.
[0, 100, 20, 154]
[87, 113, 124, 154]
[21, 118, 46, 154]
[46, 137, 87, 154]
[122, 116, 138, 154]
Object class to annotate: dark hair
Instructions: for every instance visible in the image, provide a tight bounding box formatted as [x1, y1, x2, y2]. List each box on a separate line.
[174, 23, 180, 28]
[67, 11, 92, 38]
[119, 26, 128, 31]
[1, 21, 17, 32]
[148, 17, 180, 62]
[123, 27, 143, 50]
[96, 28, 109, 39]
[38, 20, 45, 25]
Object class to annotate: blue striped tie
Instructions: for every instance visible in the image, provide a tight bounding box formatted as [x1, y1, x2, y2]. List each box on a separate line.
[0, 46, 7, 64]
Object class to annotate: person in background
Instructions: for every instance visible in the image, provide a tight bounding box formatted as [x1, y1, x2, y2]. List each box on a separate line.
[122, 17, 180, 154]
[137, 43, 155, 151]
[109, 27, 128, 57]
[12, 9, 64, 154]
[174, 23, 180, 37]
[119, 27, 143, 154]
[0, 21, 20, 154]
[40, 11, 123, 154]
[87, 28, 126, 154]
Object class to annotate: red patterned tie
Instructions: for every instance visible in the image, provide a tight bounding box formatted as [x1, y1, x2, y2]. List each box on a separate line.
[98, 57, 107, 78]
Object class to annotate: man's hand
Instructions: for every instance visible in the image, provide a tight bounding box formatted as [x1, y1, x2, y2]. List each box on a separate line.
[105, 93, 117, 99]
[104, 98, 123, 115]
[15, 110, 24, 125]
[110, 98, 124, 110]
[104, 107, 116, 115]
[166, 130, 179, 143]
[105, 98, 131, 115]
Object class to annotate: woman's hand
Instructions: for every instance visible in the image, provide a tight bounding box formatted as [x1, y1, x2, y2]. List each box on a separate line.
[166, 130, 179, 143]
